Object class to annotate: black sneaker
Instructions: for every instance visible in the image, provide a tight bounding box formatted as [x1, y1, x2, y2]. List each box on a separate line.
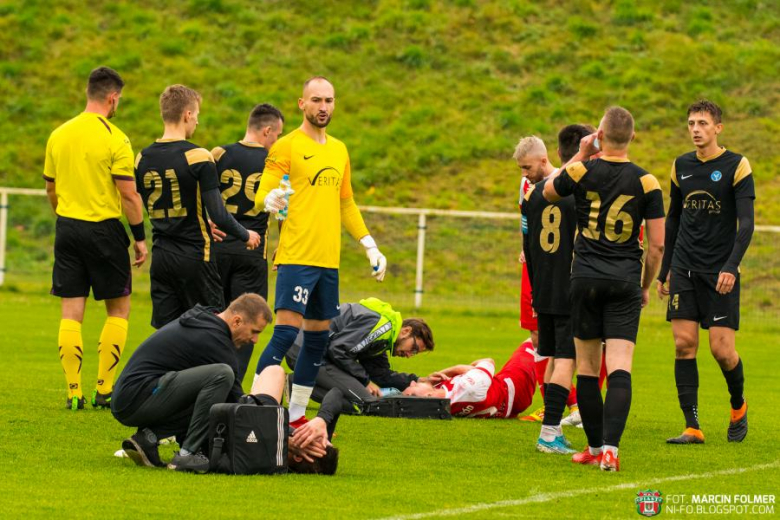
[66, 396, 86, 411]
[91, 389, 112, 409]
[167, 451, 210, 474]
[122, 428, 165, 467]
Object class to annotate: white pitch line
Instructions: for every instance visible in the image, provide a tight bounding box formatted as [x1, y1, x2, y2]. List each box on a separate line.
[376, 460, 780, 520]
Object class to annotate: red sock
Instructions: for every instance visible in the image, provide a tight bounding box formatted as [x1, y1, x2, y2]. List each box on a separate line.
[566, 386, 578, 408]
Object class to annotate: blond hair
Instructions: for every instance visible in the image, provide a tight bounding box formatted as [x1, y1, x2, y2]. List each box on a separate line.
[512, 136, 547, 160]
[159, 84, 202, 123]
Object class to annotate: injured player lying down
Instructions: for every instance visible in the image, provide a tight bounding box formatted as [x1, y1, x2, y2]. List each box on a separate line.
[402, 339, 537, 418]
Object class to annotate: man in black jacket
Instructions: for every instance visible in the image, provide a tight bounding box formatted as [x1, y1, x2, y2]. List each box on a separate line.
[285, 298, 439, 414]
[111, 293, 272, 473]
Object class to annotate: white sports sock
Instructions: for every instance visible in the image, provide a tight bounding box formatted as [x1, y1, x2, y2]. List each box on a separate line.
[603, 444, 618, 457]
[289, 384, 314, 422]
[540, 425, 560, 442]
[588, 446, 603, 456]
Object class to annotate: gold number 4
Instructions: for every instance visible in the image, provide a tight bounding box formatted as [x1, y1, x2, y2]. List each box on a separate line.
[583, 192, 635, 243]
[220, 170, 263, 217]
[540, 205, 561, 253]
[143, 169, 188, 219]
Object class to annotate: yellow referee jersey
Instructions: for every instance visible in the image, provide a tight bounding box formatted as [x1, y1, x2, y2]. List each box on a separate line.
[255, 128, 369, 269]
[43, 112, 134, 222]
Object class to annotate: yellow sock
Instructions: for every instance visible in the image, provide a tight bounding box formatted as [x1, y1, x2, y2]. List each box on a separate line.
[58, 319, 83, 399]
[96, 317, 128, 394]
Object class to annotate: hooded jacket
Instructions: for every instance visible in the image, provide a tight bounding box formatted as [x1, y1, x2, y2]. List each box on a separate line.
[287, 298, 418, 388]
[112, 305, 243, 418]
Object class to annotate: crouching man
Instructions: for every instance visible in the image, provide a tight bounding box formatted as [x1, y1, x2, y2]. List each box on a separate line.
[111, 293, 271, 472]
[284, 297, 437, 414]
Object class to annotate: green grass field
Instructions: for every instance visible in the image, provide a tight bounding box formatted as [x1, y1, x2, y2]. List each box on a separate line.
[1, 278, 778, 518]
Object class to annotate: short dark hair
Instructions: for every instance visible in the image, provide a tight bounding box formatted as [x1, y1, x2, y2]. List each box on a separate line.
[402, 318, 434, 352]
[159, 84, 202, 123]
[247, 103, 284, 131]
[557, 124, 593, 163]
[288, 445, 339, 475]
[687, 99, 722, 124]
[602, 106, 634, 148]
[86, 66, 124, 100]
[227, 293, 273, 324]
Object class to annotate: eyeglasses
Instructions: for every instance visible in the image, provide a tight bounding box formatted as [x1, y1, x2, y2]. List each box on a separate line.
[408, 336, 425, 356]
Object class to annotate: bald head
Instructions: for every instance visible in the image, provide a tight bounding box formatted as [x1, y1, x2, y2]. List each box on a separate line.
[302, 76, 334, 97]
[299, 76, 335, 129]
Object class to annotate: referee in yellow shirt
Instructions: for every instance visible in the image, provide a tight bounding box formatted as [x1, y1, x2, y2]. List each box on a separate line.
[254, 76, 387, 426]
[43, 67, 148, 411]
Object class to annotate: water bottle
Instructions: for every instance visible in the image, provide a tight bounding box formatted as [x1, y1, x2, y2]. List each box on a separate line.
[379, 387, 401, 397]
[276, 174, 292, 221]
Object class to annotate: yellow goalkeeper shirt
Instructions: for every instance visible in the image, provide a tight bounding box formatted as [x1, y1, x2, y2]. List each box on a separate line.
[43, 112, 134, 222]
[255, 128, 369, 269]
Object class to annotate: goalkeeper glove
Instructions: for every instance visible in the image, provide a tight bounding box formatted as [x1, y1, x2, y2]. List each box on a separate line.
[360, 235, 387, 282]
[264, 187, 294, 214]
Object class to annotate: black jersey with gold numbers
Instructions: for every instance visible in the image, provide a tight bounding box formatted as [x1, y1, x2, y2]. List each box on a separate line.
[553, 157, 665, 284]
[522, 178, 577, 315]
[211, 141, 269, 257]
[135, 140, 218, 261]
[669, 149, 754, 274]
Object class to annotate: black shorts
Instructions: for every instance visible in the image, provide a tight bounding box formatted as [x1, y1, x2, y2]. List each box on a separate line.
[51, 217, 131, 300]
[150, 247, 224, 329]
[666, 268, 740, 330]
[536, 313, 575, 359]
[570, 277, 643, 343]
[215, 250, 268, 303]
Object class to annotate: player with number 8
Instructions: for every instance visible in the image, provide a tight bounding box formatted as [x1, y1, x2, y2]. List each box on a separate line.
[519, 127, 593, 455]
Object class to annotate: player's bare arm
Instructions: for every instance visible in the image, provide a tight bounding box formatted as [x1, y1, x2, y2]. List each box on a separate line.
[45, 180, 57, 212]
[642, 217, 665, 307]
[115, 177, 148, 267]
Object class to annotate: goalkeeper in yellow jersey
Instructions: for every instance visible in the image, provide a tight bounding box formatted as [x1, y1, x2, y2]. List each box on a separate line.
[253, 76, 387, 427]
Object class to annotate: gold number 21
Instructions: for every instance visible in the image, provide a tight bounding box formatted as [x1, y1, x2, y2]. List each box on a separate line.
[143, 169, 188, 219]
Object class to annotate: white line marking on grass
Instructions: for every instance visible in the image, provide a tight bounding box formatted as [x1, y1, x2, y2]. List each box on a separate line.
[376, 460, 780, 520]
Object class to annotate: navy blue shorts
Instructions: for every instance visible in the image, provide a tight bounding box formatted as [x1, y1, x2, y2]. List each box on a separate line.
[274, 264, 340, 320]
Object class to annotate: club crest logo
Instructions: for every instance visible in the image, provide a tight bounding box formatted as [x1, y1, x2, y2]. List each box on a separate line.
[711, 170, 722, 182]
[636, 490, 663, 517]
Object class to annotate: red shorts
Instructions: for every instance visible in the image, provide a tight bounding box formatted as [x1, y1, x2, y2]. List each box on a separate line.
[520, 262, 538, 331]
[496, 342, 537, 418]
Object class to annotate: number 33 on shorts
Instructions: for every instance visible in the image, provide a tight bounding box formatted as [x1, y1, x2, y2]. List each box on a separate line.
[292, 286, 309, 304]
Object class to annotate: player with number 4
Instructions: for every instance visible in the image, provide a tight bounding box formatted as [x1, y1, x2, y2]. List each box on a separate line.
[135, 85, 261, 329]
[253, 76, 387, 428]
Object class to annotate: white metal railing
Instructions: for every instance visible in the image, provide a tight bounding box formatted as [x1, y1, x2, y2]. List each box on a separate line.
[2, 187, 780, 308]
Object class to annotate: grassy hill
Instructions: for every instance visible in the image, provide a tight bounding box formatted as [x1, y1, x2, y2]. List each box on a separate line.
[1, 0, 779, 315]
[1, 0, 778, 214]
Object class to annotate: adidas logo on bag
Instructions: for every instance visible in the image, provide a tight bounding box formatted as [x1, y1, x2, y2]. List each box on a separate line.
[246, 430, 258, 443]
